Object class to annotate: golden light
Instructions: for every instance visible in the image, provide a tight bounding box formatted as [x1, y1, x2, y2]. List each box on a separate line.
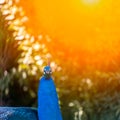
[0, 0, 5, 4]
[37, 60, 43, 66]
[81, 0, 100, 5]
[34, 55, 41, 60]
[20, 0, 120, 68]
[33, 43, 40, 50]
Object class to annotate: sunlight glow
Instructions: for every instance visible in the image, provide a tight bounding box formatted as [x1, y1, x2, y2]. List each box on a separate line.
[37, 60, 43, 66]
[33, 43, 40, 50]
[0, 0, 5, 4]
[5, 15, 15, 20]
[81, 0, 100, 5]
[20, 0, 120, 68]
[34, 55, 41, 60]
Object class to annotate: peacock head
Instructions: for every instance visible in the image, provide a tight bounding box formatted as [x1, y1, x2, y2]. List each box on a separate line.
[43, 66, 52, 79]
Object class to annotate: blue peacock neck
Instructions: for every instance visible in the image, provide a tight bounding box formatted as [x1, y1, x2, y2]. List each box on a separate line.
[38, 66, 63, 120]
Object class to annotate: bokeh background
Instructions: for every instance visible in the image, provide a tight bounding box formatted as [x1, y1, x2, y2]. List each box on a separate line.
[1, 0, 120, 120]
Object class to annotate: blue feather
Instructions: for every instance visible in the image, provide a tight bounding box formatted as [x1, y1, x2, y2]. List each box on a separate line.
[38, 76, 63, 120]
[0, 107, 38, 120]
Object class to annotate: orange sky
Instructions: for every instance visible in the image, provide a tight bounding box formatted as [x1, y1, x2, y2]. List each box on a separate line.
[34, 0, 120, 48]
[19, 0, 120, 70]
[20, 0, 120, 51]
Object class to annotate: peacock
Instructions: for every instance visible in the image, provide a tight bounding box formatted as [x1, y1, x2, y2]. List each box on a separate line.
[0, 107, 38, 120]
[0, 66, 63, 120]
[38, 66, 63, 120]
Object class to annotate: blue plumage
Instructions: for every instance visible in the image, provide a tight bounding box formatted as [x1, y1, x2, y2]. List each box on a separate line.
[0, 107, 38, 120]
[0, 66, 62, 120]
[38, 66, 63, 120]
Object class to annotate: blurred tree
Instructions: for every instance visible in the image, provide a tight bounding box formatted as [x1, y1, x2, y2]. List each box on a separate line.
[0, 0, 50, 106]
[0, 0, 24, 105]
[0, 1, 22, 73]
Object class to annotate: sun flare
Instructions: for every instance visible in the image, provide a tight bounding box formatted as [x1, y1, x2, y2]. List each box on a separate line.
[81, 0, 100, 5]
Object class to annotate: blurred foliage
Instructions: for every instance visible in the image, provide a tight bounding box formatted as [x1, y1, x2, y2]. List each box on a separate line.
[58, 71, 120, 120]
[0, 0, 49, 106]
[1, 0, 120, 120]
